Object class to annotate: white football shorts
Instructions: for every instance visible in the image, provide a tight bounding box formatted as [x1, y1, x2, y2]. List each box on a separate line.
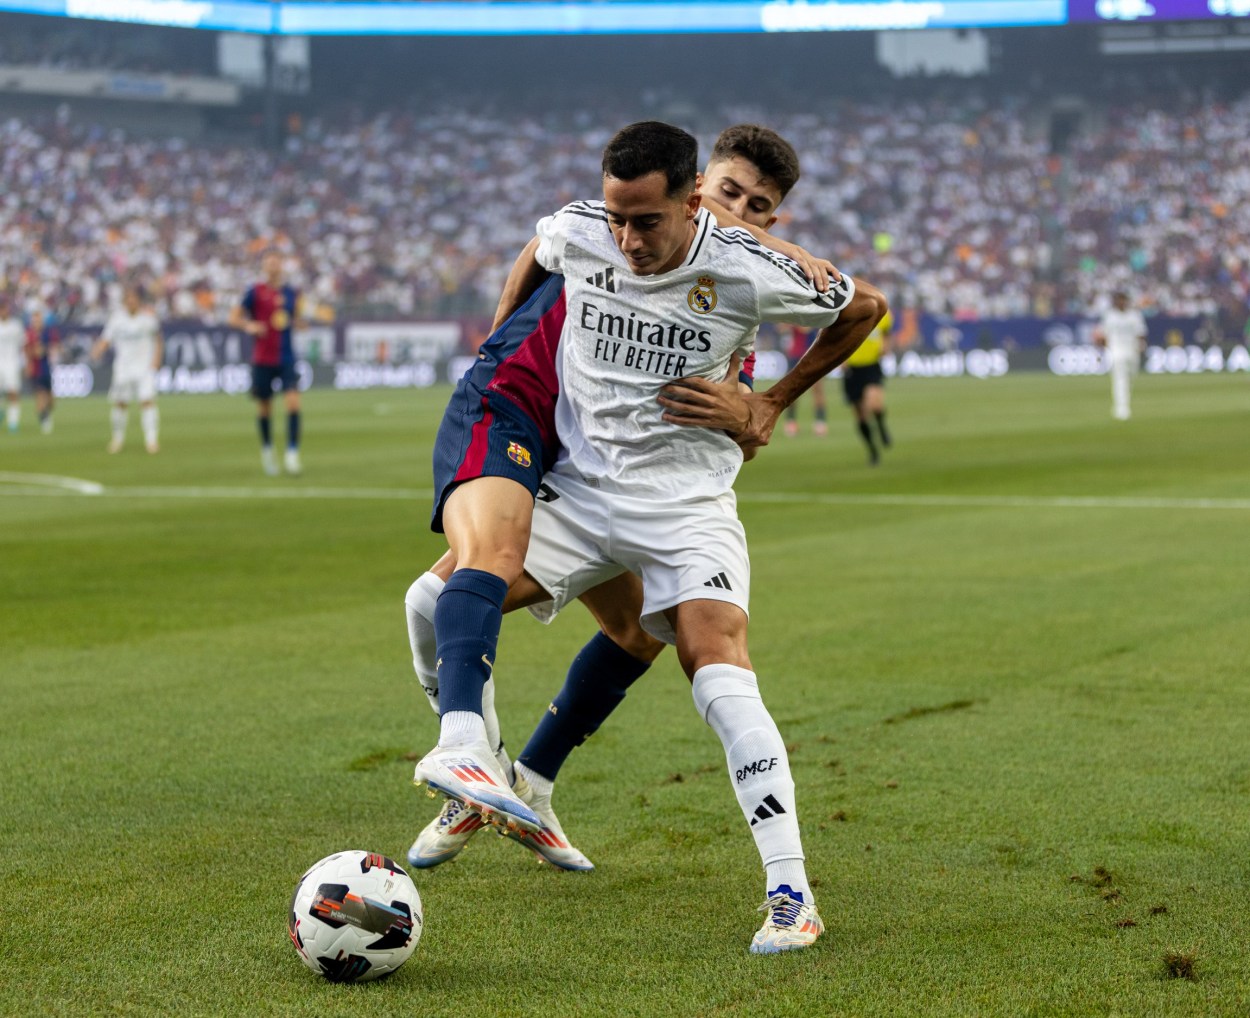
[110, 369, 157, 404]
[0, 359, 21, 393]
[523, 470, 751, 644]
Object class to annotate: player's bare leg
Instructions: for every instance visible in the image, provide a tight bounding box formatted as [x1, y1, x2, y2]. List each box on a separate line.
[810, 378, 828, 436]
[862, 382, 888, 448]
[109, 400, 129, 453]
[140, 399, 160, 454]
[669, 598, 821, 953]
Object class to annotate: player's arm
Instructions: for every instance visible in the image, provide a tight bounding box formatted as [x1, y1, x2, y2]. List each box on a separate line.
[661, 282, 887, 449]
[228, 291, 264, 337]
[701, 195, 839, 293]
[91, 325, 111, 362]
[490, 237, 549, 332]
[152, 326, 164, 371]
[746, 282, 888, 447]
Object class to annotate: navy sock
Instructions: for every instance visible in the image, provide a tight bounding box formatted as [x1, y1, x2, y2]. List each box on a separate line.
[434, 568, 509, 718]
[857, 419, 876, 452]
[518, 631, 651, 780]
[287, 411, 301, 450]
[258, 416, 272, 446]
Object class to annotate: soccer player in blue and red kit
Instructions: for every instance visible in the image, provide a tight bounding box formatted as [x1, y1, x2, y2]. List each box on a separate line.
[229, 251, 303, 475]
[25, 307, 58, 434]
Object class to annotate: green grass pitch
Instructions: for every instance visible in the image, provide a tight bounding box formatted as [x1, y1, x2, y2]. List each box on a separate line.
[2, 371, 1248, 1016]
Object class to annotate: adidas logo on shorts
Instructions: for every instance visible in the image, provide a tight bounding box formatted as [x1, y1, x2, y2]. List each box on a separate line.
[703, 571, 732, 590]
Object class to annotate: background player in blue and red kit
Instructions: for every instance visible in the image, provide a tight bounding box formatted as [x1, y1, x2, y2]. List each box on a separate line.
[229, 251, 303, 476]
[780, 325, 827, 437]
[25, 307, 58, 435]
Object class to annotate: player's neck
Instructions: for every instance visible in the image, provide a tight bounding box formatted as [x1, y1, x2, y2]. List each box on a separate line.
[655, 216, 699, 276]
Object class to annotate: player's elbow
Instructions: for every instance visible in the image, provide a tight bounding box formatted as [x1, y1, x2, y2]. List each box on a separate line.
[847, 281, 888, 331]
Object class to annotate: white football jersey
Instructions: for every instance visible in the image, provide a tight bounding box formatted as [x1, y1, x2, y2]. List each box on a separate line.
[1100, 307, 1146, 358]
[102, 309, 161, 376]
[536, 201, 854, 499]
[0, 317, 24, 371]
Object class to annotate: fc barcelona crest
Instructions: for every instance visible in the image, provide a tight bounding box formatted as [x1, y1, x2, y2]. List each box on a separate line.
[507, 442, 532, 468]
[687, 276, 717, 315]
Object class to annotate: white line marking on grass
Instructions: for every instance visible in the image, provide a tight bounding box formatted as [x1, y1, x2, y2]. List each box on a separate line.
[3, 482, 1250, 512]
[737, 492, 1250, 511]
[103, 485, 429, 501]
[0, 471, 104, 495]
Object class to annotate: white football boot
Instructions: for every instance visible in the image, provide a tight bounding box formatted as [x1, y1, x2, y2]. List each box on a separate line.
[407, 797, 486, 869]
[413, 742, 540, 835]
[750, 889, 824, 954]
[261, 446, 279, 476]
[499, 771, 594, 871]
[284, 448, 302, 475]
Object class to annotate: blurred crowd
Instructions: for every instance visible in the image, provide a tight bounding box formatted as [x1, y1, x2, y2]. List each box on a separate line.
[1, 91, 1248, 331]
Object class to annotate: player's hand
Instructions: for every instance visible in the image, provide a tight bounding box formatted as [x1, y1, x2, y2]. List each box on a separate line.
[735, 395, 786, 451]
[658, 354, 751, 435]
[764, 238, 841, 293]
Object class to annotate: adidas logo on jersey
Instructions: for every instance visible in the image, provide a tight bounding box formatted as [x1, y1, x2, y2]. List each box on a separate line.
[704, 571, 732, 591]
[749, 793, 788, 826]
[586, 267, 616, 293]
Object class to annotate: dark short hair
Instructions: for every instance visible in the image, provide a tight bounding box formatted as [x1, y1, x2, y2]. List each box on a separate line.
[602, 121, 698, 198]
[710, 124, 801, 200]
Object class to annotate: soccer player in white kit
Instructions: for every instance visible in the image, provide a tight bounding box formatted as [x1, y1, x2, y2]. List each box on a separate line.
[1094, 291, 1147, 420]
[94, 284, 163, 453]
[416, 122, 887, 952]
[0, 294, 25, 433]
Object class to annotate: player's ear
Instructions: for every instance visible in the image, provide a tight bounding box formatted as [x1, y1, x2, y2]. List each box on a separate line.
[685, 189, 703, 219]
[764, 214, 779, 230]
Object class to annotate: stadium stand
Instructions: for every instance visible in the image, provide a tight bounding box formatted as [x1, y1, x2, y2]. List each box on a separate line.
[2, 90, 1248, 336]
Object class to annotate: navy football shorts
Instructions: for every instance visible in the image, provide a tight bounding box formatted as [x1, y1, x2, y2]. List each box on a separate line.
[251, 362, 298, 400]
[429, 386, 550, 533]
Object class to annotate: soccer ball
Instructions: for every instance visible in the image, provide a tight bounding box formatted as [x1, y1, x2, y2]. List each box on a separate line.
[288, 850, 423, 982]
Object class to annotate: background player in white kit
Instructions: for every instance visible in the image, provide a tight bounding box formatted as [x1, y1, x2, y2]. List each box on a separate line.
[0, 294, 25, 433]
[1093, 291, 1147, 420]
[94, 283, 163, 453]
[416, 122, 887, 952]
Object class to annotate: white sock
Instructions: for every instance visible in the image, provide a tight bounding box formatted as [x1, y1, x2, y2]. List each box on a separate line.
[111, 406, 128, 442]
[404, 572, 444, 713]
[481, 675, 512, 781]
[514, 761, 552, 801]
[439, 710, 487, 750]
[141, 406, 159, 445]
[5, 404, 18, 429]
[692, 663, 812, 903]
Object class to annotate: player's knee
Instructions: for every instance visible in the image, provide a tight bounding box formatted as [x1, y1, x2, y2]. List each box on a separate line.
[675, 636, 751, 679]
[455, 546, 527, 588]
[598, 619, 665, 664]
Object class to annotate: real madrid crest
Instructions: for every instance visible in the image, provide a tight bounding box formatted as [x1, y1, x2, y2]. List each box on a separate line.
[687, 276, 717, 315]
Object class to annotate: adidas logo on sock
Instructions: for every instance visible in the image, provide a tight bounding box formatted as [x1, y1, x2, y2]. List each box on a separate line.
[749, 793, 788, 826]
[703, 571, 732, 591]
